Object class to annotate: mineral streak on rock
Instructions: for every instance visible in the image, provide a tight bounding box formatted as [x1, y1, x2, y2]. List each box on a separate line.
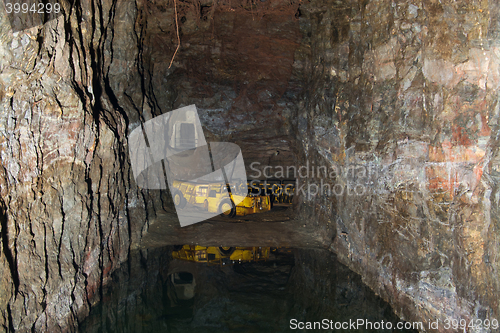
[0, 0, 160, 330]
[295, 0, 500, 331]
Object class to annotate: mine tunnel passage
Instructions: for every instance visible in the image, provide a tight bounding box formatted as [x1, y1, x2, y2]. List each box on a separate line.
[102, 0, 500, 331]
[1, 0, 499, 331]
[102, 1, 421, 331]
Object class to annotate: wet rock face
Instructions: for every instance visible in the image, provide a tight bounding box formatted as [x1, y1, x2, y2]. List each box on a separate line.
[293, 0, 500, 330]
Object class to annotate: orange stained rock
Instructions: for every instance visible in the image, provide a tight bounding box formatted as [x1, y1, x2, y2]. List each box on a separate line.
[452, 126, 472, 146]
[479, 114, 491, 136]
[425, 165, 459, 198]
[429, 142, 485, 163]
[473, 164, 483, 185]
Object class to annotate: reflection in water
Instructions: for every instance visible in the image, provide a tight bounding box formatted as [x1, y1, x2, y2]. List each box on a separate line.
[172, 245, 272, 265]
[80, 247, 417, 333]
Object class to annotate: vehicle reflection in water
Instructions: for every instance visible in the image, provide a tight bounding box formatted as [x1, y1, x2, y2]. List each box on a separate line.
[80, 247, 417, 333]
[171, 245, 275, 266]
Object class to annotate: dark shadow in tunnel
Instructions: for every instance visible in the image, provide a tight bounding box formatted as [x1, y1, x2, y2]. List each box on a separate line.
[0, 197, 19, 332]
[0, 197, 19, 294]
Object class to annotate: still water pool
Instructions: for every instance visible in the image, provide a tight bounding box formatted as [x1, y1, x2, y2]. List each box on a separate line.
[80, 247, 417, 333]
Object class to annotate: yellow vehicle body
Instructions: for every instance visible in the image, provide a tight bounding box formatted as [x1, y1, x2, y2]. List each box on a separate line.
[234, 195, 272, 215]
[248, 180, 295, 204]
[171, 180, 272, 216]
[172, 245, 270, 265]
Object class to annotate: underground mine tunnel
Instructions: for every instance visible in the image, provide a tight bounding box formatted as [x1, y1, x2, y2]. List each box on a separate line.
[1, 0, 500, 332]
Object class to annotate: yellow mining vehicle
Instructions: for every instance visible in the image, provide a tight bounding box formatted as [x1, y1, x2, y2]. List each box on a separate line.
[248, 179, 295, 204]
[172, 245, 270, 265]
[280, 180, 295, 204]
[171, 180, 272, 217]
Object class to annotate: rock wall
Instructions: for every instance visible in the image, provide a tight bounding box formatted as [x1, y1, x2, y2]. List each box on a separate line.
[0, 0, 167, 330]
[135, 0, 303, 175]
[294, 0, 500, 330]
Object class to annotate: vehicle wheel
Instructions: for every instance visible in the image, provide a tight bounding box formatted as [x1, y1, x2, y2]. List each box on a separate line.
[173, 191, 186, 209]
[173, 245, 183, 251]
[204, 200, 209, 211]
[219, 199, 236, 217]
[219, 246, 235, 256]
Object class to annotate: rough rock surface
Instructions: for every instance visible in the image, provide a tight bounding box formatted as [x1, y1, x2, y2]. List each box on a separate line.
[293, 0, 500, 330]
[0, 0, 164, 330]
[0, 0, 499, 331]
